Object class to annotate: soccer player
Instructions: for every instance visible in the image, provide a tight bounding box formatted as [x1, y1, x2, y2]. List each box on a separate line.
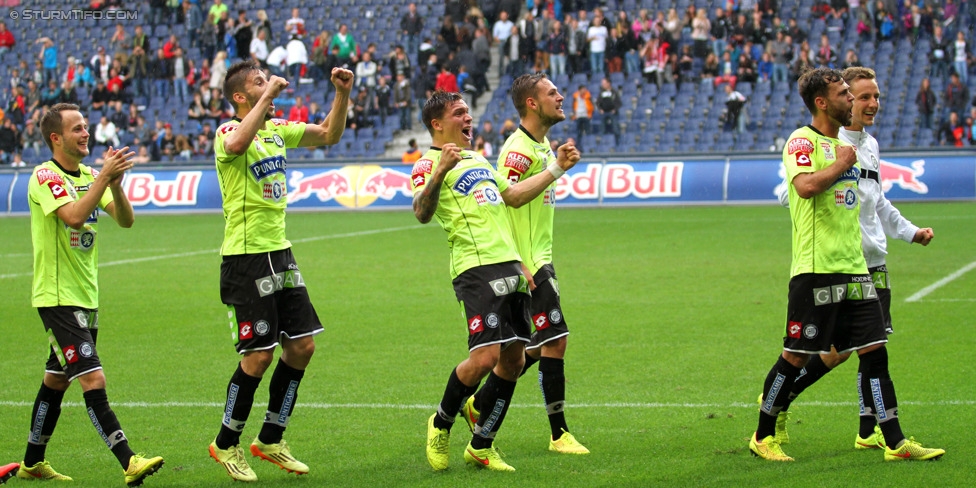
[208, 60, 353, 482]
[413, 91, 580, 472]
[770, 67, 935, 451]
[21, 103, 164, 485]
[461, 73, 589, 454]
[750, 68, 944, 462]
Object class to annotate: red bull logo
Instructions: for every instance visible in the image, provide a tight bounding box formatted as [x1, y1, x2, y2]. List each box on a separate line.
[359, 168, 413, 201]
[125, 171, 202, 207]
[287, 169, 354, 204]
[879, 159, 927, 194]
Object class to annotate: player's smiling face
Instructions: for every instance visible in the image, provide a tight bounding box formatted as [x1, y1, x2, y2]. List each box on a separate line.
[823, 79, 854, 128]
[55, 110, 90, 161]
[436, 99, 473, 147]
[531, 79, 566, 126]
[849, 78, 880, 130]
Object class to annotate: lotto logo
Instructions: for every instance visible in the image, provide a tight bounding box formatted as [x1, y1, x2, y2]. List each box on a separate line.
[239, 322, 253, 340]
[468, 315, 484, 335]
[533, 313, 549, 331]
[63, 345, 78, 364]
[50, 183, 67, 198]
[787, 321, 802, 339]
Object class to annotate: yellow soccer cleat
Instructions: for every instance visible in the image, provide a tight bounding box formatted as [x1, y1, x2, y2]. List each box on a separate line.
[123, 454, 164, 487]
[549, 429, 590, 454]
[209, 441, 257, 482]
[426, 414, 451, 471]
[464, 443, 515, 472]
[855, 425, 887, 450]
[460, 395, 480, 434]
[749, 432, 794, 462]
[883, 437, 945, 461]
[250, 439, 309, 475]
[16, 460, 72, 481]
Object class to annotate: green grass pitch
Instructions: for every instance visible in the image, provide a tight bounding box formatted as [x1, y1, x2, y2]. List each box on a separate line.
[0, 202, 973, 487]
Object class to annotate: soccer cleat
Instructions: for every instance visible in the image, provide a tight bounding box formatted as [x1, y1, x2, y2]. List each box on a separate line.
[250, 439, 309, 475]
[1, 463, 20, 484]
[549, 429, 590, 454]
[855, 425, 887, 450]
[749, 432, 794, 462]
[209, 441, 258, 482]
[757, 393, 790, 444]
[464, 443, 515, 472]
[460, 395, 480, 434]
[883, 437, 945, 461]
[426, 414, 451, 471]
[16, 460, 72, 481]
[123, 454, 164, 487]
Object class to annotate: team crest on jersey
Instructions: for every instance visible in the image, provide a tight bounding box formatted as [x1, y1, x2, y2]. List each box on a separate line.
[835, 183, 858, 209]
[542, 187, 556, 206]
[263, 180, 287, 201]
[249, 155, 287, 180]
[263, 134, 286, 147]
[70, 228, 96, 251]
[411, 159, 433, 188]
[820, 142, 835, 161]
[452, 168, 496, 195]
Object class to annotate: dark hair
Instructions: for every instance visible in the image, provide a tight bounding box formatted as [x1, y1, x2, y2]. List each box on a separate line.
[798, 67, 844, 114]
[223, 59, 263, 111]
[40, 103, 81, 151]
[510, 73, 548, 118]
[422, 91, 464, 133]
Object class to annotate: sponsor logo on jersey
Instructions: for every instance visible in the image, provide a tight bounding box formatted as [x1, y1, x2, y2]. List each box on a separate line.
[472, 187, 501, 205]
[787, 138, 815, 155]
[468, 315, 484, 334]
[254, 270, 306, 297]
[452, 168, 496, 195]
[239, 322, 253, 340]
[74, 311, 89, 328]
[503, 151, 531, 174]
[49, 183, 67, 198]
[820, 142, 835, 161]
[254, 320, 270, 336]
[249, 155, 287, 180]
[411, 159, 434, 189]
[787, 321, 802, 338]
[263, 180, 287, 202]
[63, 345, 78, 364]
[835, 167, 860, 183]
[270, 118, 292, 126]
[36, 168, 65, 186]
[218, 122, 238, 135]
[533, 313, 549, 330]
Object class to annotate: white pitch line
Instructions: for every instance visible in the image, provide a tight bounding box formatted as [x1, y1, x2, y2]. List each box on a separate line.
[0, 225, 426, 280]
[0, 400, 972, 409]
[905, 260, 976, 302]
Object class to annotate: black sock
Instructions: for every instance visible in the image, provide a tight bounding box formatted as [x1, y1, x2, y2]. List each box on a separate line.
[434, 368, 478, 431]
[784, 354, 833, 411]
[215, 363, 262, 450]
[757, 357, 802, 440]
[258, 359, 306, 445]
[471, 372, 517, 450]
[539, 357, 568, 440]
[519, 352, 539, 377]
[83, 389, 135, 469]
[24, 383, 65, 467]
[858, 348, 905, 447]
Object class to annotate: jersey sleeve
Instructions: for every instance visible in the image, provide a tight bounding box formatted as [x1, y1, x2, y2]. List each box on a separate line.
[88, 166, 115, 212]
[214, 121, 240, 164]
[782, 134, 817, 183]
[29, 167, 73, 216]
[410, 157, 435, 197]
[270, 118, 307, 147]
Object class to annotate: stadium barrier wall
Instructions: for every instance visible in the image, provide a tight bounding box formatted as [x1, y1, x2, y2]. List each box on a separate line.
[2, 153, 974, 214]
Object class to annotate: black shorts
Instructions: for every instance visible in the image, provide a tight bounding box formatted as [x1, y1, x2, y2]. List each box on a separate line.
[869, 265, 893, 334]
[783, 273, 888, 355]
[526, 264, 570, 350]
[452, 261, 532, 352]
[40, 307, 102, 382]
[220, 248, 323, 354]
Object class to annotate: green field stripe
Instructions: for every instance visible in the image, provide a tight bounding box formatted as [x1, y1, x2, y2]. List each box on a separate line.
[2, 400, 973, 409]
[906, 260, 976, 302]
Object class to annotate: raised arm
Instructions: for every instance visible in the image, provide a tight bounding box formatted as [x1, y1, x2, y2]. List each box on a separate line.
[501, 141, 580, 208]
